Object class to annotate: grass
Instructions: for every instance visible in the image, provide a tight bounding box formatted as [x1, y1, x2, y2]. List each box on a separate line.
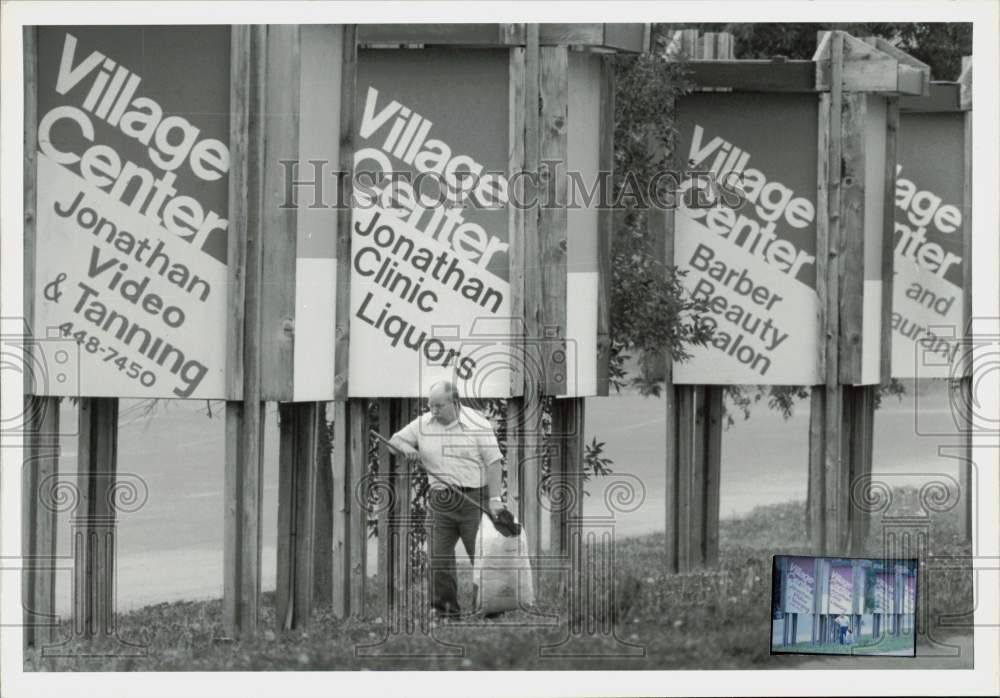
[778, 633, 916, 656]
[24, 490, 973, 671]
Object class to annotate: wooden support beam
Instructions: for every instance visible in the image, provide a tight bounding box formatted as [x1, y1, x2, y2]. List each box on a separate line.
[822, 33, 847, 555]
[508, 47, 526, 399]
[663, 373, 679, 574]
[331, 400, 350, 617]
[548, 401, 566, 556]
[259, 26, 301, 400]
[880, 98, 899, 383]
[644, 82, 682, 573]
[505, 43, 526, 529]
[505, 397, 524, 525]
[74, 398, 118, 637]
[23, 25, 37, 335]
[379, 398, 410, 633]
[540, 24, 648, 52]
[539, 45, 569, 396]
[359, 24, 526, 47]
[838, 92, 867, 384]
[896, 65, 929, 97]
[601, 24, 649, 53]
[541, 24, 604, 48]
[375, 398, 392, 609]
[595, 56, 615, 397]
[563, 400, 584, 561]
[349, 400, 369, 618]
[357, 23, 647, 52]
[276, 402, 320, 629]
[313, 403, 333, 607]
[388, 399, 412, 628]
[895, 43, 934, 93]
[806, 388, 822, 546]
[959, 56, 972, 111]
[815, 31, 900, 94]
[521, 401, 544, 568]
[899, 82, 961, 113]
[333, 26, 358, 400]
[549, 399, 584, 557]
[519, 25, 544, 564]
[689, 388, 706, 567]
[268, 24, 331, 619]
[21, 26, 60, 650]
[675, 387, 695, 571]
[688, 60, 817, 93]
[809, 32, 849, 556]
[226, 26, 252, 400]
[224, 25, 265, 639]
[864, 36, 932, 97]
[22, 398, 60, 649]
[662, 34, 727, 574]
[848, 386, 876, 554]
[223, 398, 265, 637]
[703, 388, 723, 566]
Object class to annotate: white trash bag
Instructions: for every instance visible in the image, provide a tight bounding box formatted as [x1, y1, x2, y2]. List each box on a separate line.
[473, 513, 534, 614]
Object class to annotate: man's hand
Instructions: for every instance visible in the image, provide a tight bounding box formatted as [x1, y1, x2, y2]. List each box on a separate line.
[388, 436, 422, 467]
[402, 448, 422, 467]
[488, 497, 505, 517]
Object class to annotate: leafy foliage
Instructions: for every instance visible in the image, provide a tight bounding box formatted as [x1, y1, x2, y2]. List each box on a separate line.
[609, 31, 715, 396]
[672, 22, 972, 80]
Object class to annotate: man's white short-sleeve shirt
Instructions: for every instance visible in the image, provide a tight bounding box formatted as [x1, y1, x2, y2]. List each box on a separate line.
[391, 408, 503, 489]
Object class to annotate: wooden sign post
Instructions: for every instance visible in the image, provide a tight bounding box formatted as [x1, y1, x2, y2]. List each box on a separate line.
[661, 31, 737, 572]
[809, 32, 929, 556]
[660, 30, 927, 570]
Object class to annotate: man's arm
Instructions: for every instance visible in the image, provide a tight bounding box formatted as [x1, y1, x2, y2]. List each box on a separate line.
[389, 418, 422, 467]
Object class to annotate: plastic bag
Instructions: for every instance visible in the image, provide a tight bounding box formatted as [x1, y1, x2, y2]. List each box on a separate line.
[473, 513, 534, 614]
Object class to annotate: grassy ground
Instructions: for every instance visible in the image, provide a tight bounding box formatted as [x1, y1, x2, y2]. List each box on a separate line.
[777, 633, 916, 656]
[25, 489, 973, 671]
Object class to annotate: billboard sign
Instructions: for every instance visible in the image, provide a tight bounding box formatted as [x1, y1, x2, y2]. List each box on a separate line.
[901, 574, 916, 615]
[350, 49, 513, 397]
[674, 93, 821, 384]
[873, 571, 895, 614]
[892, 110, 966, 377]
[828, 563, 854, 614]
[33, 27, 231, 399]
[783, 556, 816, 614]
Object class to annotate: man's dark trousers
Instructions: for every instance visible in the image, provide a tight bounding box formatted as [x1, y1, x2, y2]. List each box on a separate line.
[427, 486, 487, 615]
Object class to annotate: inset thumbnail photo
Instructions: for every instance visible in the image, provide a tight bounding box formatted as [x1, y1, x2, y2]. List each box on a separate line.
[770, 556, 917, 657]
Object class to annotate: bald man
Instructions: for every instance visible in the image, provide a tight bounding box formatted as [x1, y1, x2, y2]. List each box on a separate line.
[390, 381, 505, 618]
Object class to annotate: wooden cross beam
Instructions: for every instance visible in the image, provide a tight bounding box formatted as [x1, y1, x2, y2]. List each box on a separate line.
[814, 31, 929, 96]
